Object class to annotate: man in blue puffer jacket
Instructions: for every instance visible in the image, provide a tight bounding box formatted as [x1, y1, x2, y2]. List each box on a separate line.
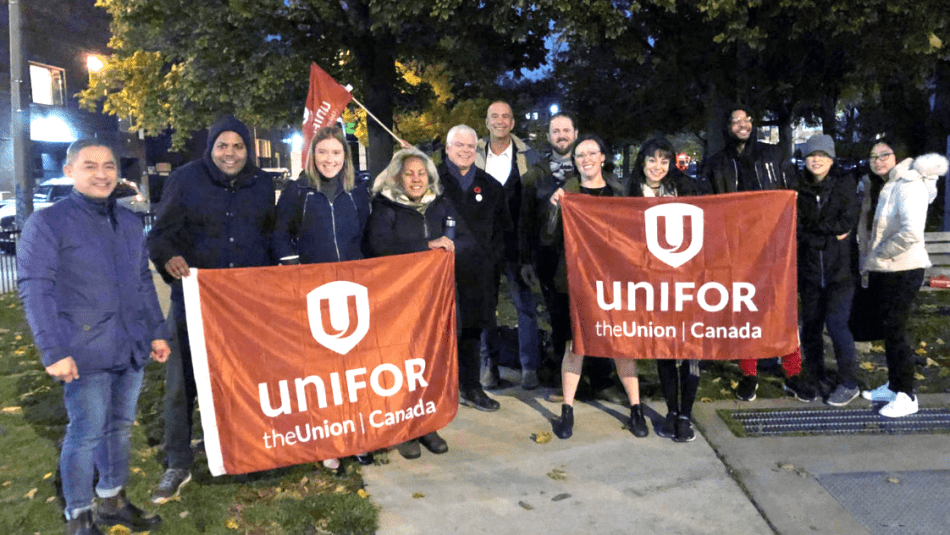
[147, 115, 275, 504]
[18, 139, 170, 535]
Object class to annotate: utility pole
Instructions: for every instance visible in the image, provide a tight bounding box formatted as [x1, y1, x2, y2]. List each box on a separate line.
[9, 0, 34, 227]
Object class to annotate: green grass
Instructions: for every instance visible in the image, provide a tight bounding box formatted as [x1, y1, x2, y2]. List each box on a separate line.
[0, 292, 378, 534]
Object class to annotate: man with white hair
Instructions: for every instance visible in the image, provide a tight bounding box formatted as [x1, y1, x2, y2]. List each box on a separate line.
[438, 125, 510, 411]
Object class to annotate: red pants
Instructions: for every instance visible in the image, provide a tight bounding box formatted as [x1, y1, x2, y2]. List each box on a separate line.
[739, 347, 801, 377]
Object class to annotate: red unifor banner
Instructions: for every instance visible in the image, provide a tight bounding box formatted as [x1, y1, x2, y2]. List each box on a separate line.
[302, 62, 353, 157]
[182, 251, 457, 476]
[562, 191, 798, 360]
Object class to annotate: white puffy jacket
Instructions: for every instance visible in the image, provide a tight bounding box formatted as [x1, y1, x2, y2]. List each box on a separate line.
[859, 154, 948, 273]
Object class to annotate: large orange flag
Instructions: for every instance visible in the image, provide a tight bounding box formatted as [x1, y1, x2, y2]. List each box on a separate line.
[183, 251, 457, 475]
[302, 62, 353, 158]
[562, 191, 798, 360]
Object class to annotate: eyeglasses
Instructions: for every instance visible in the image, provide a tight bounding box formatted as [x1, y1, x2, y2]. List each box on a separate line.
[870, 152, 894, 162]
[574, 151, 601, 160]
[731, 117, 753, 126]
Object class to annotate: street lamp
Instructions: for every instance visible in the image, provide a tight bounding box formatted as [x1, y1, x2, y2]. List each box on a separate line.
[87, 54, 104, 73]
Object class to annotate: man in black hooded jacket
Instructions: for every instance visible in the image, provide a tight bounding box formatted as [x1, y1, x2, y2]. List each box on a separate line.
[147, 115, 275, 504]
[701, 105, 810, 403]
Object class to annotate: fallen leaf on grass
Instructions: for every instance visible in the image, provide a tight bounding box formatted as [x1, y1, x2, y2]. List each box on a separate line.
[915, 372, 925, 381]
[700, 397, 714, 403]
[925, 358, 940, 368]
[357, 489, 368, 499]
[412, 492, 425, 499]
[937, 338, 945, 345]
[2, 481, 10, 487]
[871, 344, 885, 352]
[46, 496, 55, 503]
[518, 501, 533, 510]
[130, 467, 144, 475]
[915, 348, 927, 355]
[712, 377, 721, 383]
[23, 488, 37, 499]
[226, 518, 239, 529]
[730, 380, 739, 390]
[179, 511, 190, 518]
[334, 485, 346, 493]
[43, 472, 52, 480]
[107, 525, 132, 534]
[920, 341, 927, 348]
[939, 368, 950, 377]
[1, 406, 23, 414]
[720, 389, 731, 396]
[532, 432, 553, 444]
[547, 468, 567, 481]
[859, 362, 876, 371]
[300, 476, 309, 485]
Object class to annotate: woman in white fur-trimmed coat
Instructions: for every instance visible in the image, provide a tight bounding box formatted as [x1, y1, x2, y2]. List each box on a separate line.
[857, 139, 948, 418]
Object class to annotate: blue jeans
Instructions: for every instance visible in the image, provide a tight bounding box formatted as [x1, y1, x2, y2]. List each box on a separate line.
[482, 262, 539, 372]
[164, 285, 198, 469]
[61, 365, 144, 519]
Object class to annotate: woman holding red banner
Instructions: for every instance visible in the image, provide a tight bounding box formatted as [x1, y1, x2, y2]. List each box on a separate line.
[548, 133, 649, 440]
[365, 148, 455, 460]
[273, 126, 372, 470]
[626, 138, 702, 442]
[856, 137, 948, 417]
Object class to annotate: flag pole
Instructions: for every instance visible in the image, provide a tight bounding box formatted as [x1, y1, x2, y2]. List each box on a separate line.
[345, 85, 407, 146]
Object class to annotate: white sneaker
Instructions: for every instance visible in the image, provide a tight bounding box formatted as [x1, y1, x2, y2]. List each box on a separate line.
[878, 392, 918, 418]
[862, 382, 897, 402]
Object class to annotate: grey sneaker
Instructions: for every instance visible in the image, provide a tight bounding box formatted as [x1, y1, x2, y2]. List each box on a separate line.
[826, 384, 860, 407]
[480, 365, 500, 390]
[151, 468, 191, 504]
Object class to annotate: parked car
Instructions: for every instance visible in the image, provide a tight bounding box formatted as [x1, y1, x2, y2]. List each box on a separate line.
[0, 177, 149, 254]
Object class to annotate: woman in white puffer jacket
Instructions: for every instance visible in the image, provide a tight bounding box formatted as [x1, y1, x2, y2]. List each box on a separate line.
[857, 141, 948, 418]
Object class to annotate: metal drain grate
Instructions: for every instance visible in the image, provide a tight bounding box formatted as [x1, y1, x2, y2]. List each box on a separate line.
[729, 407, 950, 436]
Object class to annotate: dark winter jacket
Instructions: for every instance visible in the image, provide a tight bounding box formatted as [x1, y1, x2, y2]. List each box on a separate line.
[797, 165, 859, 287]
[148, 115, 276, 283]
[365, 174, 453, 258]
[541, 172, 625, 293]
[18, 191, 167, 372]
[702, 140, 795, 194]
[475, 134, 542, 264]
[438, 161, 510, 329]
[272, 174, 370, 264]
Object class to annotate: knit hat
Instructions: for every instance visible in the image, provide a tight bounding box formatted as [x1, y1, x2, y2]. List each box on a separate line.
[803, 134, 835, 159]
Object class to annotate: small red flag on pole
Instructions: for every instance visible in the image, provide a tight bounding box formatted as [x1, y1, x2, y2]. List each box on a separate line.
[302, 63, 353, 160]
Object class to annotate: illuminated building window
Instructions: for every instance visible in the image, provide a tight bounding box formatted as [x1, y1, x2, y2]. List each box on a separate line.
[30, 63, 66, 106]
[257, 139, 272, 158]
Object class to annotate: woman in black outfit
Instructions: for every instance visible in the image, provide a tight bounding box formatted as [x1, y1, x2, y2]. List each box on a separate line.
[365, 147, 454, 459]
[627, 138, 701, 442]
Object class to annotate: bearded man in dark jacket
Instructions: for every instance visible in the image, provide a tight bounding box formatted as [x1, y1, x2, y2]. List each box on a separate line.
[147, 115, 275, 504]
[701, 105, 810, 403]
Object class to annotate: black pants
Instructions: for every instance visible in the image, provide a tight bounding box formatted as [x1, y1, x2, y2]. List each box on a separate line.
[164, 285, 197, 469]
[800, 279, 857, 387]
[459, 327, 483, 392]
[869, 269, 924, 395]
[656, 359, 699, 417]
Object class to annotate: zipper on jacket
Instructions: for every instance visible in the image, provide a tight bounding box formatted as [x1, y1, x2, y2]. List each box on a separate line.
[817, 192, 826, 288]
[754, 162, 763, 189]
[732, 160, 739, 191]
[329, 201, 341, 261]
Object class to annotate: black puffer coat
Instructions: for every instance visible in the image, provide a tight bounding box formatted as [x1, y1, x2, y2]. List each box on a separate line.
[797, 165, 859, 287]
[365, 194, 453, 257]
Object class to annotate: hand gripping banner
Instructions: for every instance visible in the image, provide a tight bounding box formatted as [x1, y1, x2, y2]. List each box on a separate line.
[562, 191, 798, 360]
[183, 251, 457, 475]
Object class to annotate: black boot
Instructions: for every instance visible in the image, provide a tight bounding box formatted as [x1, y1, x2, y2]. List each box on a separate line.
[97, 489, 162, 532]
[629, 404, 649, 438]
[552, 404, 574, 439]
[66, 510, 103, 535]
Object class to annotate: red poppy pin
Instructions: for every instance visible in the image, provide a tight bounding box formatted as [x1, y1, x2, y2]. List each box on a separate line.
[474, 187, 481, 194]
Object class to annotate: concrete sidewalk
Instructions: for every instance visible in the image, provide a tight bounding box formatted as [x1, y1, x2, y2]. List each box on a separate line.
[363, 370, 950, 535]
[362, 374, 770, 535]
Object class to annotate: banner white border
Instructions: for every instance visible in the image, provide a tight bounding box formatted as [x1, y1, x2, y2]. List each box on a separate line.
[182, 269, 226, 476]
